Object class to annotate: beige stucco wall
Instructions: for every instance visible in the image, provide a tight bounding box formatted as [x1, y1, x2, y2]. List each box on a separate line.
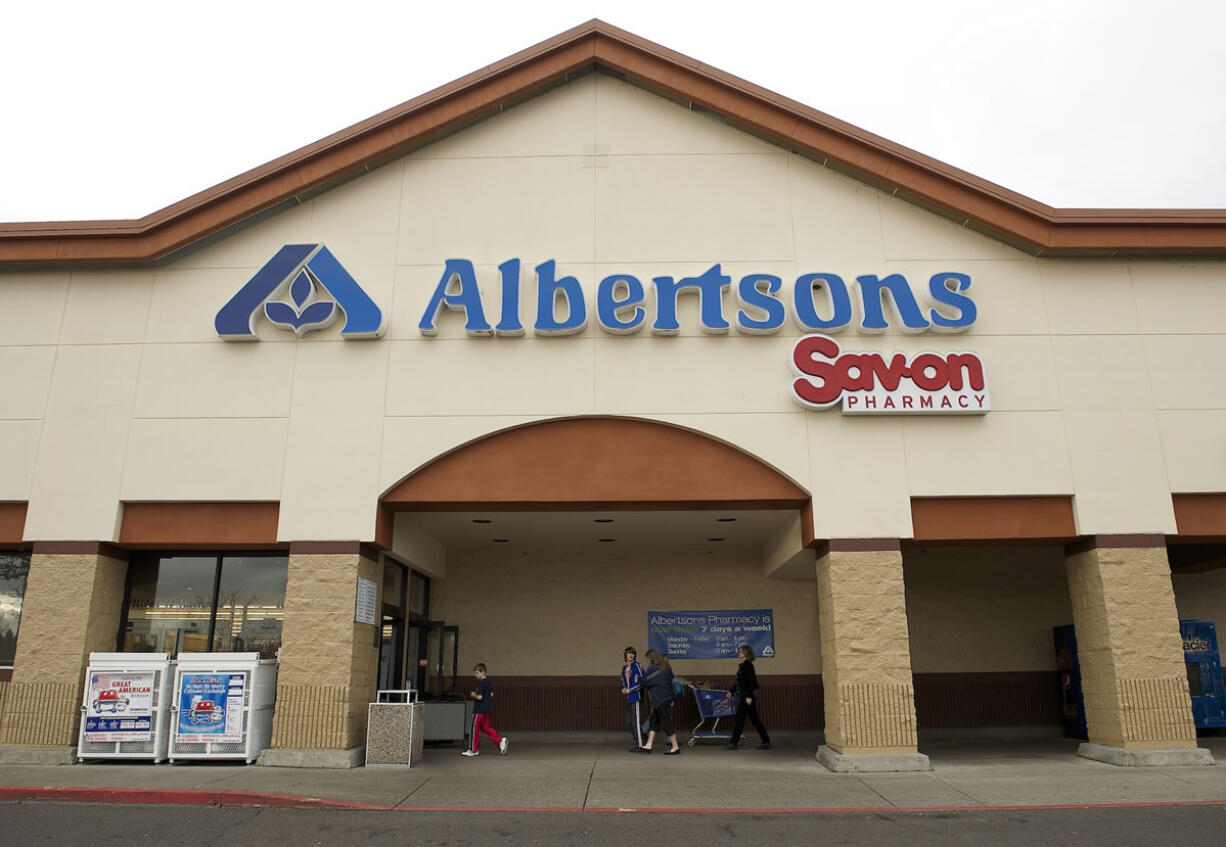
[1, 73, 1224, 544]
[904, 545, 1073, 673]
[1173, 567, 1226, 625]
[428, 543, 820, 678]
[425, 542, 1085, 678]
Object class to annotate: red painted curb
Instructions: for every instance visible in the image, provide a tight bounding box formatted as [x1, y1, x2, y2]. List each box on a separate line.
[0, 786, 387, 810]
[2, 787, 1224, 815]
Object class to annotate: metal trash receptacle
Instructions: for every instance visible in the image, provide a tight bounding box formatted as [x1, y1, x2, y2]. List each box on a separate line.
[366, 689, 424, 766]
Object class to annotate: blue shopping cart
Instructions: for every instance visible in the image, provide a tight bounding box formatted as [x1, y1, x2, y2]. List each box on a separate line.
[686, 686, 739, 747]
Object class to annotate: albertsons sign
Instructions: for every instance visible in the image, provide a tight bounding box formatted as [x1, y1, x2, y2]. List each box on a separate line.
[217, 247, 990, 416]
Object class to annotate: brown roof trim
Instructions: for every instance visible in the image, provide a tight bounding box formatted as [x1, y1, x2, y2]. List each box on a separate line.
[813, 538, 903, 555]
[1172, 493, 1226, 537]
[3, 19, 1225, 266]
[119, 501, 281, 548]
[0, 503, 28, 546]
[911, 496, 1077, 543]
[1065, 534, 1167, 556]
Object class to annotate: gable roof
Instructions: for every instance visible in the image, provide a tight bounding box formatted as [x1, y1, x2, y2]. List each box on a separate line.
[3, 19, 1225, 266]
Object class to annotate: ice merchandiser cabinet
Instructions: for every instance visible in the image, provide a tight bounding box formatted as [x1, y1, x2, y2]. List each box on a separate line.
[77, 652, 175, 762]
[169, 652, 277, 763]
[1181, 620, 1226, 729]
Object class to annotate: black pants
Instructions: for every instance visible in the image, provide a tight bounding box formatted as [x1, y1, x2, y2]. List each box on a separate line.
[626, 701, 645, 747]
[649, 700, 675, 736]
[731, 696, 770, 745]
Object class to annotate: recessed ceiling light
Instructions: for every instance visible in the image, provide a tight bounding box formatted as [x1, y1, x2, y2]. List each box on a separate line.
[492, 538, 510, 543]
[472, 519, 492, 524]
[707, 537, 725, 542]
[716, 517, 737, 522]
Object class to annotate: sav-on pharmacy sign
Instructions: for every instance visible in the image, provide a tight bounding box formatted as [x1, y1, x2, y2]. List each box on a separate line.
[215, 245, 990, 415]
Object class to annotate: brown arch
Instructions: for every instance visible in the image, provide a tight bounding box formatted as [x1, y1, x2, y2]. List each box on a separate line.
[380, 417, 809, 511]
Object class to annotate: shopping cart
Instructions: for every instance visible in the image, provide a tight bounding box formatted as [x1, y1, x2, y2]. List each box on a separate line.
[686, 686, 739, 747]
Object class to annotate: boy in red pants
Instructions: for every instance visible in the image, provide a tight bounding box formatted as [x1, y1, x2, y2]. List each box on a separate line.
[462, 663, 509, 757]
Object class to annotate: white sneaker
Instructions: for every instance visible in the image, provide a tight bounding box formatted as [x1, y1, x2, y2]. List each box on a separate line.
[499, 737, 509, 755]
[461, 749, 478, 757]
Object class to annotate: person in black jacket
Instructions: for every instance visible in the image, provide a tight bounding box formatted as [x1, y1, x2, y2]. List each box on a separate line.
[636, 649, 681, 754]
[727, 644, 771, 750]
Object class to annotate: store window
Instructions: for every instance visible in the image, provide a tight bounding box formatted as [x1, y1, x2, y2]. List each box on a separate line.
[121, 553, 288, 660]
[0, 551, 31, 667]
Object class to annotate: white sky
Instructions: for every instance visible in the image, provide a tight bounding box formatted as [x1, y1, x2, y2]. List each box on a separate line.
[3, 0, 1224, 222]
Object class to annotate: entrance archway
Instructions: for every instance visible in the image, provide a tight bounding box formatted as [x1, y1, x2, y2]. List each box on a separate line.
[376, 417, 818, 733]
[379, 416, 809, 512]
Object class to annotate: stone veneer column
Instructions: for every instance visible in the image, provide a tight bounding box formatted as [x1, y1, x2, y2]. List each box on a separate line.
[815, 540, 929, 772]
[1065, 536, 1211, 766]
[262, 544, 381, 769]
[0, 544, 127, 762]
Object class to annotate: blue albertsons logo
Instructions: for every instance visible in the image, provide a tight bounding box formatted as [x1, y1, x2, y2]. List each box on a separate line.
[215, 244, 385, 340]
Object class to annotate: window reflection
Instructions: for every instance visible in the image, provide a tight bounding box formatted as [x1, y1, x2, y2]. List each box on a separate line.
[0, 552, 31, 667]
[122, 554, 287, 660]
[210, 556, 288, 658]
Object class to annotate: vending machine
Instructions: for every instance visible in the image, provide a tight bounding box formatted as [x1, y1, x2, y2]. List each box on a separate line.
[1052, 625, 1087, 740]
[1054, 620, 1226, 736]
[1180, 620, 1226, 729]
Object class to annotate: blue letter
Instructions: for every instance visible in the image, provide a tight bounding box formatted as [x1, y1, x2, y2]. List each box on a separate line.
[652, 264, 731, 335]
[418, 259, 491, 336]
[597, 274, 646, 334]
[534, 260, 588, 336]
[928, 272, 976, 331]
[856, 274, 929, 333]
[495, 258, 523, 336]
[793, 273, 852, 332]
[736, 274, 785, 334]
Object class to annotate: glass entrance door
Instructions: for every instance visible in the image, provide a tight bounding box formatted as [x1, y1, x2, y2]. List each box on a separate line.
[411, 620, 459, 699]
[376, 560, 408, 691]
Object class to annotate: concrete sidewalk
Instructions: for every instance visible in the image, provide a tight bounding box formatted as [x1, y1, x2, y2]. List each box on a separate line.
[2, 735, 1226, 813]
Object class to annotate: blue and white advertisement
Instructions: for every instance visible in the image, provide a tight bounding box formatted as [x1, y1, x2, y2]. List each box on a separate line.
[647, 609, 775, 660]
[176, 672, 246, 743]
[84, 672, 156, 742]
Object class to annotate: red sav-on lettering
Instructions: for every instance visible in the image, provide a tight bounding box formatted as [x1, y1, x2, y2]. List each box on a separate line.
[790, 334, 990, 415]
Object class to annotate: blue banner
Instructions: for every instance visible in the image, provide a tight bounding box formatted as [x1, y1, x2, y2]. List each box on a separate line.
[647, 609, 775, 659]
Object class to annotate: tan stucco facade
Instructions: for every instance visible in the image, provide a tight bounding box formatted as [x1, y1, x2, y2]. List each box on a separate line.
[270, 552, 381, 754]
[0, 552, 127, 746]
[1065, 542, 1197, 750]
[1, 29, 1225, 769]
[817, 548, 919, 758]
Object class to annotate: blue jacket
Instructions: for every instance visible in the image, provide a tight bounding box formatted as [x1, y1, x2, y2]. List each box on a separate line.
[641, 662, 675, 709]
[622, 661, 645, 704]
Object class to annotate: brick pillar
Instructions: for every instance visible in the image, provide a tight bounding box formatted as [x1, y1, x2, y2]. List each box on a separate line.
[815, 541, 929, 772]
[0, 545, 127, 757]
[264, 544, 381, 768]
[1065, 536, 1211, 766]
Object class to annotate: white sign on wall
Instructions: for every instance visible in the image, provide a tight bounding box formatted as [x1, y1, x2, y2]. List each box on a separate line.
[355, 577, 378, 625]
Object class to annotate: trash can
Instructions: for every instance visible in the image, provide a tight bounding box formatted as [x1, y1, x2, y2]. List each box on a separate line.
[366, 689, 425, 766]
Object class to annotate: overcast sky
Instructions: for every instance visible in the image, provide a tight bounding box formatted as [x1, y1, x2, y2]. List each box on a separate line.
[3, 0, 1223, 222]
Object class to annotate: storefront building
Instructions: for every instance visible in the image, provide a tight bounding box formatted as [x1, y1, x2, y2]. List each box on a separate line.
[2, 21, 1226, 770]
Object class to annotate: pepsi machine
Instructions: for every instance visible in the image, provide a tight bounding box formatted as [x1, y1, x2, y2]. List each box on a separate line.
[1053, 620, 1226, 737]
